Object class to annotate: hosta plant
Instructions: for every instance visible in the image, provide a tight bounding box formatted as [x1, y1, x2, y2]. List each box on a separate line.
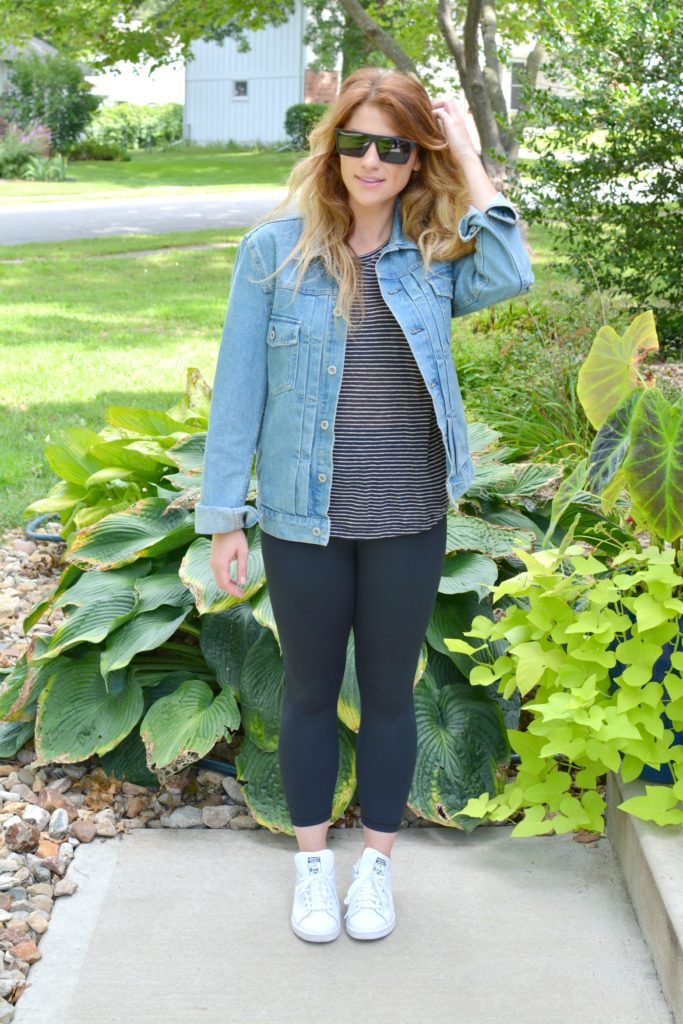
[7, 364, 609, 834]
[445, 535, 683, 836]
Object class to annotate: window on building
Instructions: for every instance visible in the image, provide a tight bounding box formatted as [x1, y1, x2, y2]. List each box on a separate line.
[233, 80, 248, 99]
[510, 62, 527, 111]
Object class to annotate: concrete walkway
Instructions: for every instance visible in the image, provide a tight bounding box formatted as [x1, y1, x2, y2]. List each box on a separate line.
[14, 823, 673, 1024]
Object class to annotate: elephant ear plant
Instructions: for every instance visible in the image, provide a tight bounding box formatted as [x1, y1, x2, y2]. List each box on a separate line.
[543, 307, 683, 547]
[445, 307, 683, 836]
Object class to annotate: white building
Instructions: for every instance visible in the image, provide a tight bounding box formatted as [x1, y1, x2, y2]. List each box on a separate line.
[184, 0, 327, 146]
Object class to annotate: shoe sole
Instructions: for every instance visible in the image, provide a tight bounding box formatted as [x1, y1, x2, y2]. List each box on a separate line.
[345, 915, 396, 940]
[291, 915, 341, 942]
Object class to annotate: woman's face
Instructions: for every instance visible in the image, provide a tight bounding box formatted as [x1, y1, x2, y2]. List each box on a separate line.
[337, 101, 421, 210]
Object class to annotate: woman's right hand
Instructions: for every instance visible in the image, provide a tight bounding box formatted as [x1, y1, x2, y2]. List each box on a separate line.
[210, 529, 250, 597]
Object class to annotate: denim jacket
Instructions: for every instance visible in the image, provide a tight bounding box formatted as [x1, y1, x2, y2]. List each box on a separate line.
[194, 189, 534, 545]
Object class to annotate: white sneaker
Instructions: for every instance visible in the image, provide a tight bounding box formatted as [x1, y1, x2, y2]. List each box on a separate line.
[343, 846, 396, 940]
[290, 848, 341, 942]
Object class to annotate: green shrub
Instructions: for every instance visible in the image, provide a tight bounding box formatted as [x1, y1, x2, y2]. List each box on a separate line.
[84, 102, 183, 150]
[284, 102, 327, 149]
[68, 138, 129, 161]
[0, 122, 49, 178]
[0, 52, 101, 155]
[22, 154, 68, 181]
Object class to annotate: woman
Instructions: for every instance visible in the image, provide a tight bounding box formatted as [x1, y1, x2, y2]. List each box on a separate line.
[195, 66, 534, 944]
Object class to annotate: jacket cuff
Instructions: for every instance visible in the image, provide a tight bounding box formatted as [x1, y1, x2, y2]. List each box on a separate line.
[458, 191, 520, 242]
[194, 502, 261, 535]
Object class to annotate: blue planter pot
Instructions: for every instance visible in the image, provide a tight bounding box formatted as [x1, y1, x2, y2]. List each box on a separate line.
[607, 608, 683, 783]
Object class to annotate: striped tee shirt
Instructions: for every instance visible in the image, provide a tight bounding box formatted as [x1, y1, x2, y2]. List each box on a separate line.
[327, 239, 450, 539]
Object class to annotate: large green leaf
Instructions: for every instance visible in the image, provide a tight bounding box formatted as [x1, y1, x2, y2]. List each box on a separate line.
[337, 631, 360, 732]
[105, 406, 193, 436]
[408, 670, 511, 830]
[0, 719, 36, 758]
[134, 570, 194, 613]
[235, 723, 357, 835]
[427, 592, 489, 667]
[166, 432, 206, 475]
[624, 388, 683, 541]
[587, 390, 641, 494]
[199, 603, 264, 695]
[66, 497, 195, 569]
[167, 366, 212, 424]
[180, 532, 266, 614]
[467, 421, 502, 453]
[88, 438, 174, 473]
[30, 593, 139, 664]
[238, 628, 285, 751]
[100, 605, 192, 680]
[577, 309, 658, 429]
[0, 637, 54, 721]
[140, 678, 240, 780]
[33, 650, 145, 765]
[100, 671, 198, 787]
[52, 561, 151, 611]
[43, 426, 105, 485]
[491, 462, 564, 499]
[446, 513, 536, 558]
[542, 457, 588, 546]
[22, 561, 83, 631]
[439, 551, 498, 599]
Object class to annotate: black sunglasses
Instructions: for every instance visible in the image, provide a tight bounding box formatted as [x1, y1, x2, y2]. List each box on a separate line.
[334, 128, 417, 165]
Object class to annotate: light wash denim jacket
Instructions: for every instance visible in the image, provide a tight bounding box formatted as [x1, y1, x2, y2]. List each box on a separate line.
[194, 189, 534, 545]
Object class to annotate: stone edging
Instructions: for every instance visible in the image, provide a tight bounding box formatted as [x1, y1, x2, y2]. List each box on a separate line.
[606, 768, 683, 1024]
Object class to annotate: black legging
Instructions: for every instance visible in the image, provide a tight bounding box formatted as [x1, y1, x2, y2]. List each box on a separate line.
[260, 513, 448, 833]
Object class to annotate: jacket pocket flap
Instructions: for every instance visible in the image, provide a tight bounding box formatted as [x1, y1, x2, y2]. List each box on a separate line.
[267, 317, 300, 346]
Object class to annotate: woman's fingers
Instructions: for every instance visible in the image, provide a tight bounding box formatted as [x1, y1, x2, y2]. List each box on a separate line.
[210, 530, 249, 596]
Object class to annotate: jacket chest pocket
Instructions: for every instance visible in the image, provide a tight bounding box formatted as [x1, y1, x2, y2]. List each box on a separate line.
[266, 315, 300, 395]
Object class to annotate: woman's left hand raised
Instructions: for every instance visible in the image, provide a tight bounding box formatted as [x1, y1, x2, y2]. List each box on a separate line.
[431, 95, 477, 163]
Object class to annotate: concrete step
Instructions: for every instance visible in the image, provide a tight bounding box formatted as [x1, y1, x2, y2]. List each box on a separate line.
[606, 768, 683, 1024]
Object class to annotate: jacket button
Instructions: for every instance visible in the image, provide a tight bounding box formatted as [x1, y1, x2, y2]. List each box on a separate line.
[312, 527, 321, 535]
[321, 420, 329, 429]
[328, 365, 336, 374]
[318, 473, 326, 482]
[431, 380, 437, 388]
[334, 307, 341, 316]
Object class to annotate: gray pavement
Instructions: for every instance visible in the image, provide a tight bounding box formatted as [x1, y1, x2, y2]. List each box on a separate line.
[0, 189, 290, 245]
[14, 823, 673, 1024]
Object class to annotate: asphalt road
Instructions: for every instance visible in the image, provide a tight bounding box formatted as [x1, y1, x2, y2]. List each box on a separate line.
[0, 188, 292, 245]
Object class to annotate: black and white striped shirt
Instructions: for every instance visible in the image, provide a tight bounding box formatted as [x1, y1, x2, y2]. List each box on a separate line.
[328, 240, 450, 538]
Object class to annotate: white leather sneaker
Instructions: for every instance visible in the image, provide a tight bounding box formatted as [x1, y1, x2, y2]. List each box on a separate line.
[290, 848, 341, 942]
[343, 846, 396, 940]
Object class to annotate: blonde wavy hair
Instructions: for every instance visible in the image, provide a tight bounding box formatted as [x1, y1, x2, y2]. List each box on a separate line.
[251, 65, 476, 326]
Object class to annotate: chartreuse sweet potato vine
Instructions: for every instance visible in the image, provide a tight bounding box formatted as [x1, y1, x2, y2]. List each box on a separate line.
[445, 540, 683, 837]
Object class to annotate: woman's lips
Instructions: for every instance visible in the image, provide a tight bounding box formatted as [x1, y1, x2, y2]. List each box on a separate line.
[356, 175, 384, 187]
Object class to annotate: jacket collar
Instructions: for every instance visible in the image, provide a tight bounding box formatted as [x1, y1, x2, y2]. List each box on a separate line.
[384, 192, 420, 253]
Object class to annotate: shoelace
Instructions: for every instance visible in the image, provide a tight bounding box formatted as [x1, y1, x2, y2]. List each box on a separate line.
[343, 871, 389, 919]
[296, 872, 337, 915]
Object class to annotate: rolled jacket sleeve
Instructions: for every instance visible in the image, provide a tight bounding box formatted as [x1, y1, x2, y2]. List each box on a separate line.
[452, 190, 534, 317]
[194, 234, 271, 535]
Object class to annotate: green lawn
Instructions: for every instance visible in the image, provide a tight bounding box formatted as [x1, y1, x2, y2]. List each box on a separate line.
[0, 145, 303, 200]
[2, 218, 601, 537]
